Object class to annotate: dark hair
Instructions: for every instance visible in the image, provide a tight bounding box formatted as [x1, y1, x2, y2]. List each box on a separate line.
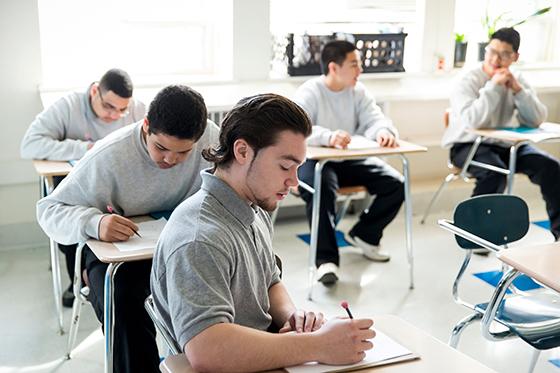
[490, 27, 521, 53]
[147, 85, 208, 140]
[320, 40, 357, 75]
[98, 68, 134, 98]
[202, 93, 311, 169]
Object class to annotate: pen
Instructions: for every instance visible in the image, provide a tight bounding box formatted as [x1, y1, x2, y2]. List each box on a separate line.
[340, 300, 354, 319]
[106, 204, 142, 238]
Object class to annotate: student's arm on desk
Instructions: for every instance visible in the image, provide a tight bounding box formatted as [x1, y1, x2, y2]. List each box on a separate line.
[355, 85, 399, 142]
[513, 73, 547, 127]
[450, 75, 503, 130]
[21, 97, 90, 160]
[268, 282, 324, 333]
[185, 318, 375, 373]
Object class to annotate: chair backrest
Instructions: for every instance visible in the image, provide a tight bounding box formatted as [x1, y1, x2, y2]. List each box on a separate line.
[453, 194, 529, 249]
[444, 108, 451, 128]
[145, 295, 182, 355]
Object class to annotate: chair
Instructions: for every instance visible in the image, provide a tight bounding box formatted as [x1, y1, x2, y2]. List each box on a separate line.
[420, 109, 475, 224]
[270, 184, 369, 227]
[145, 295, 182, 355]
[438, 194, 560, 373]
[65, 242, 89, 359]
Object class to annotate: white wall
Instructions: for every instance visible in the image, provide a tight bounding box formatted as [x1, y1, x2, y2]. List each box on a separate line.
[0, 0, 45, 249]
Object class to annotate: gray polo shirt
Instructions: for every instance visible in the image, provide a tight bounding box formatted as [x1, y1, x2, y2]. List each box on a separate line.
[151, 170, 282, 349]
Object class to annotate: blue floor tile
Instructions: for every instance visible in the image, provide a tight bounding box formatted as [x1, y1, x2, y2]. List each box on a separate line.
[297, 230, 351, 247]
[473, 270, 542, 292]
[550, 359, 560, 368]
[533, 220, 551, 230]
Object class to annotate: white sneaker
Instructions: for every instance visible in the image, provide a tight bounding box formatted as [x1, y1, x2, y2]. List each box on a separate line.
[316, 262, 339, 286]
[345, 233, 391, 262]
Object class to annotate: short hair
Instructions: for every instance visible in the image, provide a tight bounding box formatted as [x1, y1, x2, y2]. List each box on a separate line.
[490, 27, 521, 53]
[98, 68, 134, 98]
[202, 93, 311, 169]
[147, 85, 208, 140]
[320, 40, 357, 75]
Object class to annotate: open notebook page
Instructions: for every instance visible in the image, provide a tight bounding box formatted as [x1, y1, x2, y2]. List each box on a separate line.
[114, 218, 167, 252]
[346, 135, 379, 150]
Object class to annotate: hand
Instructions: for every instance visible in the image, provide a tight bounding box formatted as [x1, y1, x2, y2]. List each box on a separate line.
[87, 142, 95, 150]
[279, 309, 325, 333]
[314, 318, 375, 365]
[491, 68, 510, 86]
[329, 130, 351, 149]
[376, 130, 397, 147]
[98, 214, 139, 242]
[506, 73, 522, 94]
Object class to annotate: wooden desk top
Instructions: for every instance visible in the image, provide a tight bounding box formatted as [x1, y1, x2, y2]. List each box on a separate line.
[470, 122, 560, 144]
[86, 216, 156, 264]
[306, 140, 427, 161]
[160, 315, 496, 373]
[32, 160, 73, 177]
[497, 242, 560, 292]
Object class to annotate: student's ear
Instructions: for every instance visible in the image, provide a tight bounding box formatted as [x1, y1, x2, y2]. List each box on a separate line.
[142, 118, 150, 134]
[90, 83, 99, 97]
[233, 139, 254, 165]
[513, 52, 519, 63]
[327, 61, 338, 75]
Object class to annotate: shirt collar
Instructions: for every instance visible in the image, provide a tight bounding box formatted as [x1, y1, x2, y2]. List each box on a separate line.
[200, 169, 257, 227]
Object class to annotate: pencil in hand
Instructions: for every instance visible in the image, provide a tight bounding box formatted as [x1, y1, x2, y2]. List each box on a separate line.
[106, 204, 142, 238]
[340, 300, 354, 319]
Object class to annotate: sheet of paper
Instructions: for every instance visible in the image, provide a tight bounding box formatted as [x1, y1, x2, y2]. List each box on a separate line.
[114, 218, 167, 252]
[346, 135, 380, 150]
[285, 330, 414, 373]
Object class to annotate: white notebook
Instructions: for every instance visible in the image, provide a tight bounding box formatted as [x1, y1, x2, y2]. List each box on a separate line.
[285, 330, 418, 373]
[346, 135, 380, 150]
[114, 218, 167, 252]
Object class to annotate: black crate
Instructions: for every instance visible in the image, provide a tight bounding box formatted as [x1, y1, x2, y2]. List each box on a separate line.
[282, 33, 407, 76]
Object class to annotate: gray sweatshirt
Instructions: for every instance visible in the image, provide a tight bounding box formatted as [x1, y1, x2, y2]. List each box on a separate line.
[36, 120, 219, 244]
[151, 170, 281, 348]
[21, 85, 146, 160]
[294, 76, 398, 146]
[442, 64, 547, 148]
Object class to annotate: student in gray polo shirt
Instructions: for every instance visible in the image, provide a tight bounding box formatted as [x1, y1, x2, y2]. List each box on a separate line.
[151, 93, 375, 372]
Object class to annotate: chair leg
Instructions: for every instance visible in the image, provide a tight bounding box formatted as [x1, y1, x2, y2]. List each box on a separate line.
[527, 349, 540, 373]
[66, 297, 84, 359]
[449, 312, 482, 348]
[335, 195, 353, 228]
[420, 173, 456, 224]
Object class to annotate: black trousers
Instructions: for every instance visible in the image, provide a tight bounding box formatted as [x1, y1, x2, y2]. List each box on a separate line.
[298, 158, 404, 266]
[451, 143, 560, 239]
[84, 246, 160, 373]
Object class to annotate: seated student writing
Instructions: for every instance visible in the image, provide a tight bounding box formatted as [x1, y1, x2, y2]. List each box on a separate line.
[21, 68, 146, 307]
[151, 93, 375, 373]
[442, 27, 560, 241]
[36, 85, 219, 373]
[294, 40, 404, 285]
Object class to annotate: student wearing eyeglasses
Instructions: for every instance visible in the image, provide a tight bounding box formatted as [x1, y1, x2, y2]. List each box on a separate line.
[443, 27, 560, 241]
[21, 68, 145, 307]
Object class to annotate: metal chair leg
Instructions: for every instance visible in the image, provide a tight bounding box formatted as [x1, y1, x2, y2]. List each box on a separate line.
[449, 312, 482, 348]
[527, 348, 540, 373]
[66, 242, 85, 359]
[421, 172, 457, 224]
[335, 195, 353, 227]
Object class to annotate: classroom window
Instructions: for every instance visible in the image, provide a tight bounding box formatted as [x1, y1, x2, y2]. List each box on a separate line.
[38, 0, 233, 88]
[269, 0, 419, 73]
[453, 0, 558, 67]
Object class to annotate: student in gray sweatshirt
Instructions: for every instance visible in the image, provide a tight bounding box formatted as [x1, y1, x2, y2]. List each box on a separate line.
[294, 40, 404, 286]
[443, 28, 560, 240]
[151, 94, 374, 372]
[37, 85, 218, 373]
[22, 68, 146, 307]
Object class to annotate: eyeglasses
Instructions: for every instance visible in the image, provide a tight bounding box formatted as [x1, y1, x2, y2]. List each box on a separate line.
[98, 89, 129, 117]
[484, 46, 515, 61]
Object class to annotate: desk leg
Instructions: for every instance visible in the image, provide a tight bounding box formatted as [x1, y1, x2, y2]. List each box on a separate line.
[400, 155, 414, 290]
[43, 175, 64, 335]
[104, 262, 123, 373]
[506, 144, 519, 195]
[308, 161, 326, 301]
